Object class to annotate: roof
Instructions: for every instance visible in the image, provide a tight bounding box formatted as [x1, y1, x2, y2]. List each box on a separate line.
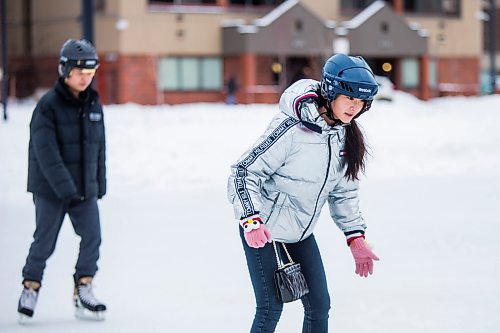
[339, 1, 428, 56]
[221, 0, 336, 56]
[221, 0, 335, 34]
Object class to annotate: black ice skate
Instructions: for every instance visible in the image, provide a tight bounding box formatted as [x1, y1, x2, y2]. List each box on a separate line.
[74, 277, 107, 321]
[17, 280, 40, 324]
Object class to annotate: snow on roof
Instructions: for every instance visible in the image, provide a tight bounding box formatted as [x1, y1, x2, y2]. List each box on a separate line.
[343, 0, 385, 29]
[220, 19, 246, 28]
[220, 19, 258, 33]
[408, 22, 420, 30]
[237, 25, 259, 34]
[325, 20, 337, 29]
[253, 0, 299, 27]
[222, 0, 335, 34]
[417, 29, 429, 38]
[408, 22, 429, 38]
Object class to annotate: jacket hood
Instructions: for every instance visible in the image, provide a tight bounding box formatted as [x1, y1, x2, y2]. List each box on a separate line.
[279, 79, 346, 135]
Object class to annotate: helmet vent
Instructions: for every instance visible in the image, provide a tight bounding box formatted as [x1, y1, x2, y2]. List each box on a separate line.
[339, 81, 353, 93]
[58, 39, 99, 78]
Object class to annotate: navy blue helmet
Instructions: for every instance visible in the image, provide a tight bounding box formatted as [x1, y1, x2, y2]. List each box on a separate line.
[58, 39, 99, 78]
[321, 54, 378, 112]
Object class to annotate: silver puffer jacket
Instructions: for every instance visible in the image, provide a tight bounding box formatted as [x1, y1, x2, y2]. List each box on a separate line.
[227, 79, 366, 243]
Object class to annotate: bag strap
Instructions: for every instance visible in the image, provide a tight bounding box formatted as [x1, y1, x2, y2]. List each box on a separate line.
[272, 241, 295, 269]
[272, 241, 282, 269]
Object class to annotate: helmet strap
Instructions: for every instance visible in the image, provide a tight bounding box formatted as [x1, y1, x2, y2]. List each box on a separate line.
[325, 97, 346, 125]
[324, 101, 334, 120]
[353, 100, 370, 120]
[316, 86, 348, 126]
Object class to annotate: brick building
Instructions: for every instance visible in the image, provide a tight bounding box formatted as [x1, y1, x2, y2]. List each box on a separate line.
[3, 0, 487, 104]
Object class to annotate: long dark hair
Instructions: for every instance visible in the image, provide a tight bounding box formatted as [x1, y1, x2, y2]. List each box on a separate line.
[344, 120, 367, 181]
[316, 86, 368, 180]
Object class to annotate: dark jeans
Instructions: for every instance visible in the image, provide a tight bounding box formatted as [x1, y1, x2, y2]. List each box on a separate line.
[240, 228, 330, 333]
[22, 195, 102, 285]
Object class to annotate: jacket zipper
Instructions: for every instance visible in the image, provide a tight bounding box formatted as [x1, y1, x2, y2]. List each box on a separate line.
[80, 106, 86, 198]
[299, 137, 332, 241]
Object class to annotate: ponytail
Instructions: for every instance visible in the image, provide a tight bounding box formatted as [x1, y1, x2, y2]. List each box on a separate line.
[344, 120, 367, 181]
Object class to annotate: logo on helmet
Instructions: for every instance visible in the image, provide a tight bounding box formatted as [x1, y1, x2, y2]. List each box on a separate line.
[359, 87, 372, 93]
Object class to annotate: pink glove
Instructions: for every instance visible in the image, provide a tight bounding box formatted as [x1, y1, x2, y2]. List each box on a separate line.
[241, 214, 272, 248]
[349, 237, 380, 277]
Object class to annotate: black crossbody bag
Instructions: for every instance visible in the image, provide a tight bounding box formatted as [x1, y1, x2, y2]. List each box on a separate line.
[272, 241, 309, 303]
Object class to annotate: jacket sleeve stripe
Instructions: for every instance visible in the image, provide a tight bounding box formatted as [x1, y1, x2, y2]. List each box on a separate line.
[234, 117, 299, 218]
[293, 92, 318, 119]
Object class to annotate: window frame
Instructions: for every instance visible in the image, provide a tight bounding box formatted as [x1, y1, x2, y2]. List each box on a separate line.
[401, 57, 420, 89]
[340, 0, 461, 18]
[157, 56, 223, 92]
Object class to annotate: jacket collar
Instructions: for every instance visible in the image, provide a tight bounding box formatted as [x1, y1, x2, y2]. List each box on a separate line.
[54, 78, 97, 106]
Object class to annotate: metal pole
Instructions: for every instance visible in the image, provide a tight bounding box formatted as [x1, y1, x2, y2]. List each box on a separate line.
[81, 0, 94, 43]
[1, 0, 8, 121]
[489, 0, 496, 94]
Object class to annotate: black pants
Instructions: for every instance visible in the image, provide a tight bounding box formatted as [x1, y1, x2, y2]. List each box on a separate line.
[22, 195, 102, 285]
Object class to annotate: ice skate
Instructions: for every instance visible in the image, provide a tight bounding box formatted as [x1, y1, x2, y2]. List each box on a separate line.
[17, 281, 40, 324]
[74, 277, 106, 321]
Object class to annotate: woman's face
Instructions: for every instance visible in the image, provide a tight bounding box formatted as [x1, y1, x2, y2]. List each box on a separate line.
[330, 94, 365, 124]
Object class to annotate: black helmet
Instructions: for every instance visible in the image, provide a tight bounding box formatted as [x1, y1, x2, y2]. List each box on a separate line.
[321, 54, 378, 113]
[58, 39, 99, 78]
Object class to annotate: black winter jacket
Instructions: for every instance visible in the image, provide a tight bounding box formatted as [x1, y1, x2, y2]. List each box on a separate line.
[27, 78, 106, 201]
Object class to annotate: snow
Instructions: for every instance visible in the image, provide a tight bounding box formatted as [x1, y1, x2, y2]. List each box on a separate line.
[1, 91, 500, 332]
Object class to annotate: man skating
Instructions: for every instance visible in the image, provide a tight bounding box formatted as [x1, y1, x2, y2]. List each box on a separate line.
[18, 39, 107, 322]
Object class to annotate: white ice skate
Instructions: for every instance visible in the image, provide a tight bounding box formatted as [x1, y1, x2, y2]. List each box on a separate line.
[17, 281, 40, 325]
[74, 277, 106, 321]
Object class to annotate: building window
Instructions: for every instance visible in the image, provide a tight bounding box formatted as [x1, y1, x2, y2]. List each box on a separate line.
[180, 58, 198, 90]
[340, 0, 459, 17]
[380, 21, 389, 34]
[404, 0, 460, 17]
[294, 19, 303, 32]
[158, 57, 222, 91]
[201, 58, 222, 90]
[402, 58, 419, 89]
[341, 0, 377, 15]
[149, 0, 217, 4]
[429, 58, 438, 89]
[149, 0, 284, 10]
[229, 0, 284, 5]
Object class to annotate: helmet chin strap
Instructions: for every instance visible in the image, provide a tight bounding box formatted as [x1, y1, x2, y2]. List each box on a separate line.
[316, 89, 349, 126]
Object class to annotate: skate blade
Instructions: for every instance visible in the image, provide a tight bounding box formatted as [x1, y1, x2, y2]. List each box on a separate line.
[75, 307, 106, 321]
[18, 313, 33, 325]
